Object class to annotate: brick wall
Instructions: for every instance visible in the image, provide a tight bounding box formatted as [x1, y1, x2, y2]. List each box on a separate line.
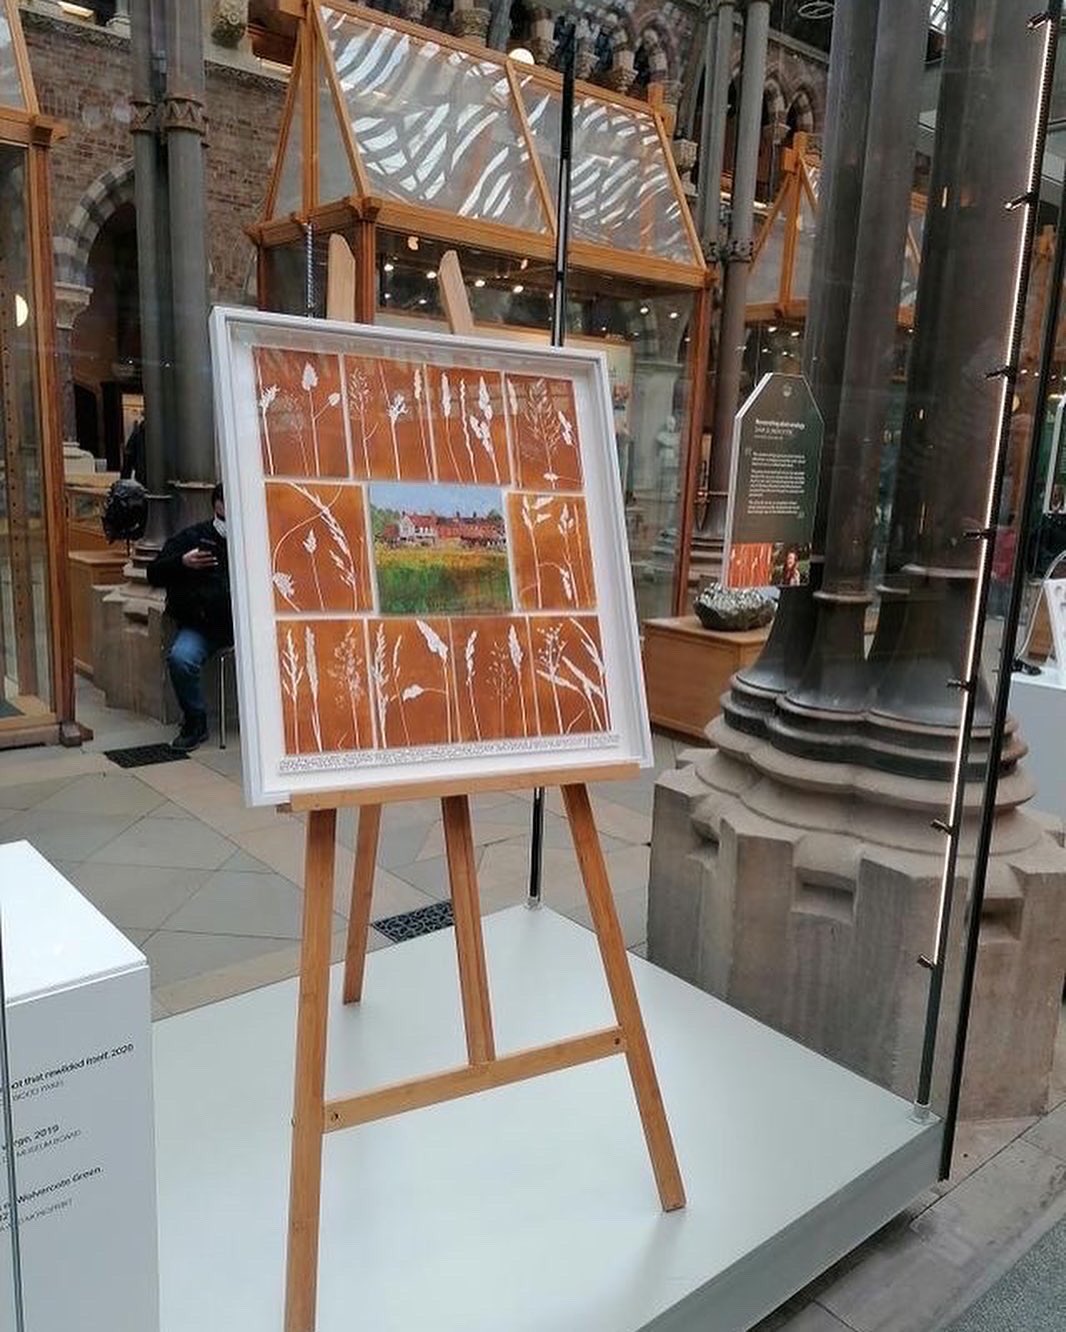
[23, 12, 283, 303]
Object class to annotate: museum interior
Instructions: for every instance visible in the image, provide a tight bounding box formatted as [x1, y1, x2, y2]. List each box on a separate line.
[4, 0, 1066, 1329]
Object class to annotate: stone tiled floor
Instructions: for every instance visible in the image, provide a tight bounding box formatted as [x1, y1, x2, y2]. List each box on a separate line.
[0, 678, 668, 1018]
[3, 678, 1066, 1329]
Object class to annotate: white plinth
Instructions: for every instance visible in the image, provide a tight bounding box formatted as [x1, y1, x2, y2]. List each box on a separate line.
[154, 906, 939, 1332]
[1010, 665, 1066, 822]
[0, 842, 157, 1332]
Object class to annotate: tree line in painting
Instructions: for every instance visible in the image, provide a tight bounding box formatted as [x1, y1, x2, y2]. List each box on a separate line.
[276, 614, 610, 756]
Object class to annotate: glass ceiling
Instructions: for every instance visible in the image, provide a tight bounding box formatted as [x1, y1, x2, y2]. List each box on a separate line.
[307, 3, 703, 271]
[0, 4, 26, 111]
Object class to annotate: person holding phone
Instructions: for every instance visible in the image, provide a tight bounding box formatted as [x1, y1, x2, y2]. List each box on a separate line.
[147, 483, 232, 752]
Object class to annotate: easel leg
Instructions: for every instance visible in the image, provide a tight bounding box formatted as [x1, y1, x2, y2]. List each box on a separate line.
[561, 784, 686, 1212]
[441, 795, 496, 1064]
[285, 807, 338, 1332]
[343, 803, 382, 1004]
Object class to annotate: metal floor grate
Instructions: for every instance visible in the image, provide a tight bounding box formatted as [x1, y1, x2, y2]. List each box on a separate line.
[373, 901, 454, 943]
[104, 743, 188, 770]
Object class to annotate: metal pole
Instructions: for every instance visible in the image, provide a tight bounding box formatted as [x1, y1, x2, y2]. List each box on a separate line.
[529, 21, 576, 909]
[703, 0, 769, 541]
[933, 6, 1062, 1170]
[0, 911, 26, 1332]
[163, 0, 215, 487]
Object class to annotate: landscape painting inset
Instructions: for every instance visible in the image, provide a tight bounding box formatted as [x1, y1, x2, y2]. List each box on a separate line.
[370, 481, 513, 616]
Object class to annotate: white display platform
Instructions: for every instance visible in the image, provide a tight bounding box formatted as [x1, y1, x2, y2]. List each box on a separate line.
[0, 842, 157, 1332]
[155, 906, 939, 1332]
[1010, 664, 1066, 822]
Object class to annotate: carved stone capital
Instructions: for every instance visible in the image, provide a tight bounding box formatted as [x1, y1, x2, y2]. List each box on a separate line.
[398, 0, 429, 21]
[53, 282, 93, 330]
[211, 0, 248, 49]
[603, 64, 636, 95]
[451, 7, 491, 42]
[161, 96, 208, 137]
[129, 97, 157, 136]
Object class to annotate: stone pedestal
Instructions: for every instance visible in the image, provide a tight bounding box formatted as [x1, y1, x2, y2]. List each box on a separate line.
[648, 718, 1066, 1119]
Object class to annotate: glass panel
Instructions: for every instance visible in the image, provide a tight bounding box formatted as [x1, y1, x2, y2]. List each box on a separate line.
[318, 65, 354, 206]
[519, 75, 698, 265]
[748, 206, 787, 308]
[0, 8, 24, 111]
[0, 145, 52, 712]
[275, 80, 303, 216]
[373, 229, 694, 622]
[321, 7, 548, 233]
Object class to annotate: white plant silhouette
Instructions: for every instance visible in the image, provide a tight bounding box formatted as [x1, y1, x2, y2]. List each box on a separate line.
[520, 495, 553, 607]
[508, 623, 528, 737]
[302, 526, 325, 609]
[534, 619, 607, 733]
[413, 367, 432, 476]
[281, 627, 305, 751]
[272, 484, 361, 613]
[440, 371, 462, 479]
[464, 629, 481, 741]
[329, 625, 366, 749]
[379, 362, 408, 477]
[417, 618, 453, 742]
[305, 625, 323, 751]
[258, 382, 279, 472]
[347, 363, 376, 475]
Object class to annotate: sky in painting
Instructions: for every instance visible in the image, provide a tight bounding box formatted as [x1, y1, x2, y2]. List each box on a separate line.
[369, 481, 503, 517]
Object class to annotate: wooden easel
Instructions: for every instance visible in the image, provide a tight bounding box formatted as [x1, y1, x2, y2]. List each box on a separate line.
[282, 238, 685, 1332]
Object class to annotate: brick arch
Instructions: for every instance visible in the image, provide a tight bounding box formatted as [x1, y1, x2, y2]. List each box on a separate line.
[54, 159, 135, 289]
[787, 84, 818, 136]
[637, 19, 679, 84]
[763, 72, 790, 141]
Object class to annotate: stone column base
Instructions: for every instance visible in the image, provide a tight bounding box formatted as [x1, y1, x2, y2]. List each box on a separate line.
[648, 724, 1066, 1119]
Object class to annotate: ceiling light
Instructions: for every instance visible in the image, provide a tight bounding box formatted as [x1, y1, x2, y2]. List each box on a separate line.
[519, 258, 529, 270]
[512, 284, 524, 294]
[510, 47, 535, 65]
[790, 330, 801, 338]
[639, 305, 650, 315]
[383, 261, 394, 273]
[418, 298, 428, 306]
[407, 235, 420, 251]
[474, 278, 486, 288]
[14, 294, 29, 328]
[426, 269, 437, 280]
[669, 311, 679, 319]
[767, 324, 777, 333]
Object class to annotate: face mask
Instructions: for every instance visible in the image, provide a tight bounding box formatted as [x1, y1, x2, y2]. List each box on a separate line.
[213, 517, 227, 540]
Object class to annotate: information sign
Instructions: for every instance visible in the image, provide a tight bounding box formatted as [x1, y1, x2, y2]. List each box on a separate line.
[721, 373, 823, 588]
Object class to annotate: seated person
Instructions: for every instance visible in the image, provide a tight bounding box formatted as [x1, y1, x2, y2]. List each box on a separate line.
[147, 483, 232, 753]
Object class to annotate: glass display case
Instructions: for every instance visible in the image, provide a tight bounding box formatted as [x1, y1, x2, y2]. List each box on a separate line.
[0, 0, 76, 746]
[251, 0, 711, 624]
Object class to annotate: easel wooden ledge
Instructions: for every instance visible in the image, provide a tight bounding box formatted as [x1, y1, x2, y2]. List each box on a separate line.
[282, 238, 685, 1332]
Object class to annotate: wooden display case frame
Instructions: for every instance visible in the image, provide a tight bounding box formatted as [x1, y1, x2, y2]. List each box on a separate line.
[251, 0, 713, 620]
[0, 0, 78, 747]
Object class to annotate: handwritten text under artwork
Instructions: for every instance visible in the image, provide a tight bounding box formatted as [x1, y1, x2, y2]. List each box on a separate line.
[266, 481, 374, 614]
[505, 373, 584, 492]
[255, 348, 348, 478]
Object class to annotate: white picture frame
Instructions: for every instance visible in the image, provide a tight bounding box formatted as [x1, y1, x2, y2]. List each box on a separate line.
[210, 307, 652, 806]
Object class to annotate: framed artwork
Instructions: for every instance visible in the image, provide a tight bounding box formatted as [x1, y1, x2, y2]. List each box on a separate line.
[210, 308, 652, 805]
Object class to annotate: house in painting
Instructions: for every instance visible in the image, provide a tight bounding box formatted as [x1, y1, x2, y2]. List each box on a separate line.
[390, 510, 505, 550]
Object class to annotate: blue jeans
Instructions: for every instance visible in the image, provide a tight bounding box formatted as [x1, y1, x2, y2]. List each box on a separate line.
[167, 627, 218, 724]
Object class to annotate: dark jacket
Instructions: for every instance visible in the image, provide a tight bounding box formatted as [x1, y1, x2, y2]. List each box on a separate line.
[146, 520, 234, 646]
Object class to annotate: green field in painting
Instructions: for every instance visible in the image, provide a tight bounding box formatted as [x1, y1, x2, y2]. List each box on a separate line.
[374, 545, 512, 614]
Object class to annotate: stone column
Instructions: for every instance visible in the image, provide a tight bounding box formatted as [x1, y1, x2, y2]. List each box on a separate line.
[52, 281, 92, 444]
[451, 0, 491, 44]
[163, 0, 215, 490]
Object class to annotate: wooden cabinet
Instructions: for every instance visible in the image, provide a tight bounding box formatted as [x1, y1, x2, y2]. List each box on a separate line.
[642, 616, 770, 739]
